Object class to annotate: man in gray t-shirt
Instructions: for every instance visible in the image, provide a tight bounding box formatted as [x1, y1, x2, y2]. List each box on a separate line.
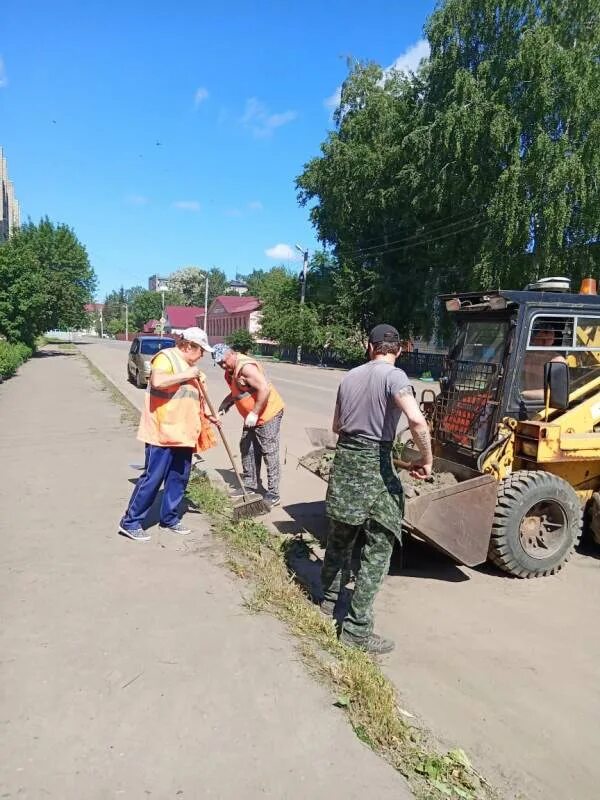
[333, 359, 412, 442]
[321, 324, 433, 655]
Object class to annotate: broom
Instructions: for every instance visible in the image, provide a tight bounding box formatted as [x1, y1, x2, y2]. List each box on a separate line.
[198, 381, 268, 520]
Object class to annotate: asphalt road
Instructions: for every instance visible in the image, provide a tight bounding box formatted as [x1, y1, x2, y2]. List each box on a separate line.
[82, 338, 600, 800]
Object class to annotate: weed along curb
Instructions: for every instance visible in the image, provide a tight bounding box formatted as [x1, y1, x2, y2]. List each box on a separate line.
[186, 476, 499, 800]
[81, 348, 500, 800]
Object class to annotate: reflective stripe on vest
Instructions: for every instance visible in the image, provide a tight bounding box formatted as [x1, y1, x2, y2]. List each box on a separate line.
[137, 346, 202, 448]
[227, 355, 284, 424]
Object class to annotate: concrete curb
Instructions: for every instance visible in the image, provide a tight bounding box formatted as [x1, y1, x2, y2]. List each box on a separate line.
[78, 347, 283, 536]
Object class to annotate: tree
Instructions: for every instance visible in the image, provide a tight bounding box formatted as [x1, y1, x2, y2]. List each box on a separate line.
[0, 218, 96, 345]
[107, 318, 125, 336]
[130, 290, 184, 330]
[168, 266, 228, 306]
[297, 1, 600, 338]
[226, 328, 255, 353]
[103, 287, 127, 325]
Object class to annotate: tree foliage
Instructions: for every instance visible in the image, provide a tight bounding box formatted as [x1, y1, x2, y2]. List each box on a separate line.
[226, 328, 255, 353]
[168, 266, 228, 306]
[297, 0, 600, 339]
[130, 290, 185, 330]
[0, 218, 96, 345]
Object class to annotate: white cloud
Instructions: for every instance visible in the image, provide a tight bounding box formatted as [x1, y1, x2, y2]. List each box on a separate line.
[224, 207, 243, 217]
[0, 57, 7, 88]
[387, 39, 430, 76]
[248, 200, 263, 212]
[125, 194, 149, 206]
[194, 86, 209, 105]
[173, 200, 201, 211]
[324, 39, 430, 112]
[324, 86, 341, 112]
[241, 97, 298, 138]
[265, 243, 300, 261]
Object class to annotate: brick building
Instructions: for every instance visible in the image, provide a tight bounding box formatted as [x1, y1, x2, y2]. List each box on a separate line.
[203, 295, 262, 345]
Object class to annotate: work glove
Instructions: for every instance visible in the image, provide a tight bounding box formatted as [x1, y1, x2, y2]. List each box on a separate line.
[244, 411, 259, 428]
[218, 396, 234, 415]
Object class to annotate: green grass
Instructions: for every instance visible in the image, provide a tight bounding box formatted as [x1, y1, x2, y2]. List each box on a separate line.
[186, 476, 498, 800]
[82, 354, 140, 428]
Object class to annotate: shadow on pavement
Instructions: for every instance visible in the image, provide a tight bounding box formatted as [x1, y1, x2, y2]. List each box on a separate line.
[277, 501, 328, 543]
[34, 349, 78, 358]
[393, 537, 470, 582]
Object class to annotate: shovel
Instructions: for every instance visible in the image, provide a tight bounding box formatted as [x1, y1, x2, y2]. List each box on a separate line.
[198, 382, 267, 520]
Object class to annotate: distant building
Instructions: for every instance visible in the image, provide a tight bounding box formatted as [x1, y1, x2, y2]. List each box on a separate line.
[0, 147, 20, 242]
[204, 295, 262, 344]
[164, 305, 206, 335]
[148, 275, 171, 292]
[227, 278, 248, 296]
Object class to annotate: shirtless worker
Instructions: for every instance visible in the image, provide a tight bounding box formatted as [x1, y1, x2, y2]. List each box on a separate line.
[213, 344, 284, 510]
[321, 324, 433, 654]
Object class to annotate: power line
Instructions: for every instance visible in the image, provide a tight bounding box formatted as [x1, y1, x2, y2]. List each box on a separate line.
[346, 212, 484, 258]
[345, 208, 484, 249]
[348, 219, 489, 262]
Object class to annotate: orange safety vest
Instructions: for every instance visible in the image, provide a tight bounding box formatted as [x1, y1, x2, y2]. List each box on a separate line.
[225, 354, 284, 425]
[138, 347, 216, 450]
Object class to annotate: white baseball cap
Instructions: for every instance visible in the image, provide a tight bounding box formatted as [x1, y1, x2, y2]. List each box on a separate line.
[181, 327, 214, 352]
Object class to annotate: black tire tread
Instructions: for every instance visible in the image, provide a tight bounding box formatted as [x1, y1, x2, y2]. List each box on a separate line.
[489, 470, 583, 578]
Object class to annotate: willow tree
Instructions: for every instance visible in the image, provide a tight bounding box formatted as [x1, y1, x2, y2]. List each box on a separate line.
[297, 0, 600, 338]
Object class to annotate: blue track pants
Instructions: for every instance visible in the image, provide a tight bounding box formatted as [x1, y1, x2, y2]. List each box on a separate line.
[120, 444, 193, 530]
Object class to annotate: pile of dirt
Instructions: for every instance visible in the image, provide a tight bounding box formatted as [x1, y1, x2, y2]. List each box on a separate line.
[397, 468, 458, 498]
[299, 448, 335, 481]
[300, 446, 459, 498]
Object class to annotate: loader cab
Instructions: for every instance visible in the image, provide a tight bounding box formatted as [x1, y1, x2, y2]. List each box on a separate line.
[433, 284, 600, 468]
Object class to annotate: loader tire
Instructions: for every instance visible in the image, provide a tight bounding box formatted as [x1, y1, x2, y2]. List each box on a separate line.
[489, 470, 582, 578]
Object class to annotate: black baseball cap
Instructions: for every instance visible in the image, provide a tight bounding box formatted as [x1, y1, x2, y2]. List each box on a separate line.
[368, 324, 400, 344]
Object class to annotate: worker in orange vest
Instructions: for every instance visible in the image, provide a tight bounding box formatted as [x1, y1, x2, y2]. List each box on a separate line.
[119, 327, 218, 541]
[213, 344, 284, 510]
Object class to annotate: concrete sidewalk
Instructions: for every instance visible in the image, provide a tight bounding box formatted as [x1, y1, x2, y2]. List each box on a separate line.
[0, 349, 411, 799]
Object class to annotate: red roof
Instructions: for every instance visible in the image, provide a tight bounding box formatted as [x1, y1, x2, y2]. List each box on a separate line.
[85, 303, 105, 313]
[165, 306, 205, 328]
[210, 295, 261, 314]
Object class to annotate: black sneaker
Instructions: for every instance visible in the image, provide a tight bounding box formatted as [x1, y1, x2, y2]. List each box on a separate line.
[340, 631, 395, 655]
[264, 494, 280, 510]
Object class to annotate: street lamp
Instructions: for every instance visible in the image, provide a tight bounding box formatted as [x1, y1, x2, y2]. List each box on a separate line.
[295, 244, 309, 364]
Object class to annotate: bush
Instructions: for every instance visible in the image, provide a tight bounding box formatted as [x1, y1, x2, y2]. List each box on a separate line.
[226, 328, 255, 354]
[0, 340, 33, 380]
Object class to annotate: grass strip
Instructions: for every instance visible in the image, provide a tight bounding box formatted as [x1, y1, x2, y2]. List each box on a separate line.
[81, 354, 140, 429]
[187, 475, 499, 800]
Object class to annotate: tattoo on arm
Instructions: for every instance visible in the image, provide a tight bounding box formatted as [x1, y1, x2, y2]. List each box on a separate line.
[413, 426, 433, 463]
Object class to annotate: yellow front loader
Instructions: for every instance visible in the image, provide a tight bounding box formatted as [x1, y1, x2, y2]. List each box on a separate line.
[402, 278, 600, 577]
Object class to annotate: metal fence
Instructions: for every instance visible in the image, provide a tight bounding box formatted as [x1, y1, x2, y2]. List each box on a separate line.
[255, 343, 363, 369]
[395, 352, 447, 379]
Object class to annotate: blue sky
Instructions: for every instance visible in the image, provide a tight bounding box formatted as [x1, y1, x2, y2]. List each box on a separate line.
[0, 0, 435, 299]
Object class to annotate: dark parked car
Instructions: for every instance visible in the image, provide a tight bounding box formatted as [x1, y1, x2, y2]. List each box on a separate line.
[127, 335, 176, 388]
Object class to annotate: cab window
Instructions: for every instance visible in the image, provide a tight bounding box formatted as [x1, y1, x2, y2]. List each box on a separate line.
[520, 314, 600, 403]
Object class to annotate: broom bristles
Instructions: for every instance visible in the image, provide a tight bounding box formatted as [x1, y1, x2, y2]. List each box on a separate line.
[232, 494, 268, 520]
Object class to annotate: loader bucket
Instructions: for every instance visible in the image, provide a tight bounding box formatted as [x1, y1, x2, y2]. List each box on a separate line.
[403, 456, 498, 567]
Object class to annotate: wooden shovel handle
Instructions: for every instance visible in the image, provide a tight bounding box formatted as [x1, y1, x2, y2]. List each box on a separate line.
[197, 379, 248, 496]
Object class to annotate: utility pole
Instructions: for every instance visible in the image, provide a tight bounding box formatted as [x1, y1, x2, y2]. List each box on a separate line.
[99, 307, 104, 338]
[204, 275, 209, 333]
[123, 303, 129, 342]
[295, 245, 309, 364]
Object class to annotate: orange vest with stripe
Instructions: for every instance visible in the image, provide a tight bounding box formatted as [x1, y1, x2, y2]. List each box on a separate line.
[138, 347, 203, 448]
[225, 354, 284, 425]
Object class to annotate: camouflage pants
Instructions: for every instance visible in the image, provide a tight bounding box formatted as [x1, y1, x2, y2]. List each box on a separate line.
[321, 517, 395, 642]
